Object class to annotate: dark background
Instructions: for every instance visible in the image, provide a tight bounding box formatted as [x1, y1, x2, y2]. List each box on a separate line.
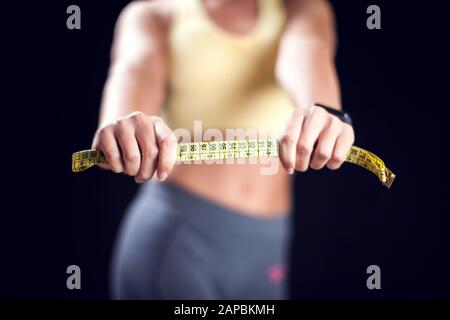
[4, 0, 450, 299]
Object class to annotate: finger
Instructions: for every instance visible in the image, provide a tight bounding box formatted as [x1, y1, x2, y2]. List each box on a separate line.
[327, 124, 355, 170]
[279, 108, 305, 174]
[134, 116, 159, 183]
[296, 107, 328, 171]
[153, 116, 177, 181]
[114, 119, 141, 176]
[310, 116, 342, 170]
[93, 127, 124, 173]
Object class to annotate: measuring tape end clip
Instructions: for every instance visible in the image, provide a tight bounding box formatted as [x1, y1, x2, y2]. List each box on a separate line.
[383, 171, 396, 189]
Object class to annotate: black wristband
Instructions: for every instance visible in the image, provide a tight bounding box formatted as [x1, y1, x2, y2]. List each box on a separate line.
[313, 103, 353, 127]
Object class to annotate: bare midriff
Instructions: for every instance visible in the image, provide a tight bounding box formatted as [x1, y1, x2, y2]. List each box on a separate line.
[168, 161, 292, 217]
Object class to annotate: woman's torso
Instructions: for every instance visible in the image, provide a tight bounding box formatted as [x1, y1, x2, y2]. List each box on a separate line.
[161, 0, 295, 216]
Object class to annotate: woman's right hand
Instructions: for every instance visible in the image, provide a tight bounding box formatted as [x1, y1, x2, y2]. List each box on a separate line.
[91, 112, 178, 183]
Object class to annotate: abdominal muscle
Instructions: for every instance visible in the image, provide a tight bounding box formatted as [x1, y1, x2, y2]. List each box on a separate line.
[167, 161, 292, 218]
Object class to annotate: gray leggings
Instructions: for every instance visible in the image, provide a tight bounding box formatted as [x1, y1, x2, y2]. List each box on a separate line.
[110, 180, 291, 299]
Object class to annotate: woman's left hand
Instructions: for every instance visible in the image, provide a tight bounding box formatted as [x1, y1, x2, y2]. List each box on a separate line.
[279, 105, 355, 173]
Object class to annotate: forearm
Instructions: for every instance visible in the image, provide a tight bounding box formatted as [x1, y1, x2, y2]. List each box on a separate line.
[98, 64, 165, 128]
[276, 38, 341, 111]
[97, 2, 169, 129]
[276, 0, 341, 111]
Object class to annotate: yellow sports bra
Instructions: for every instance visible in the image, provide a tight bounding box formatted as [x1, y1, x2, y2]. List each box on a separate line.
[163, 0, 294, 137]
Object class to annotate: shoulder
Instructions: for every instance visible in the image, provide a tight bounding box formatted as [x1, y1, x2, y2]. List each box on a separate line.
[282, 0, 336, 50]
[116, 0, 174, 35]
[283, 0, 334, 22]
[111, 1, 175, 61]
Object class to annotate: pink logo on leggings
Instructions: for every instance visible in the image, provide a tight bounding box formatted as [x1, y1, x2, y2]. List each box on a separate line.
[267, 263, 286, 284]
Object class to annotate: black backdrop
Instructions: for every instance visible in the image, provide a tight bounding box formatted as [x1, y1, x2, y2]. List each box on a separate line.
[5, 0, 450, 299]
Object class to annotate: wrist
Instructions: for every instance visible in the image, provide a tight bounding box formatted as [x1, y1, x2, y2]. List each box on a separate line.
[313, 102, 353, 127]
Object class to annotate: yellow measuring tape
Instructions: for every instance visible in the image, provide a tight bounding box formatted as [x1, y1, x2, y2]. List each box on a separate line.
[72, 139, 396, 188]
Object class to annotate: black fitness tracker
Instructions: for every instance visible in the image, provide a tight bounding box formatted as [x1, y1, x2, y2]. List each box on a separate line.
[313, 103, 353, 127]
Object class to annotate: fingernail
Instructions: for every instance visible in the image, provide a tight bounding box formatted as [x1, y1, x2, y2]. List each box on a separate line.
[288, 169, 294, 175]
[158, 172, 168, 182]
[153, 121, 166, 140]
